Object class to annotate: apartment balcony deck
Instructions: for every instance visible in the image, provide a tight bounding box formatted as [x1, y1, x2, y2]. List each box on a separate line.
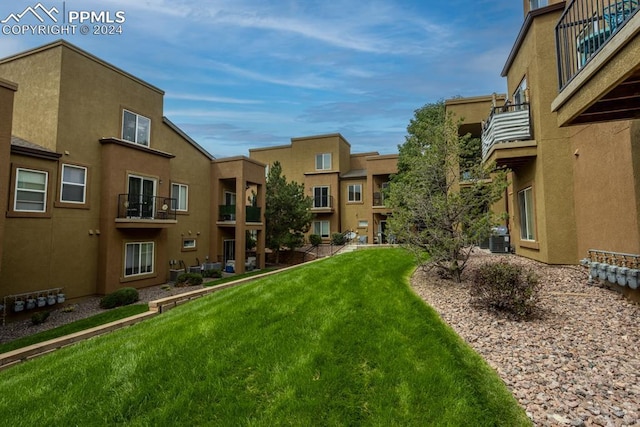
[311, 196, 334, 213]
[217, 205, 262, 225]
[553, 0, 640, 126]
[481, 103, 536, 168]
[372, 192, 389, 210]
[115, 194, 177, 228]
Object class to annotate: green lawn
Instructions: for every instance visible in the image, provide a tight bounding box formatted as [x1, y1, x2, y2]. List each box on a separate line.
[0, 304, 148, 353]
[0, 248, 529, 426]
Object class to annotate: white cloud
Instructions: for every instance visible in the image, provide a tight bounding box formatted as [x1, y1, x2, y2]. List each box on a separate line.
[165, 92, 264, 104]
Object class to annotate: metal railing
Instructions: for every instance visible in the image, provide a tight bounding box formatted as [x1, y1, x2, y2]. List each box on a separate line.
[373, 192, 386, 207]
[587, 249, 640, 268]
[481, 102, 532, 159]
[556, 0, 639, 89]
[118, 194, 176, 220]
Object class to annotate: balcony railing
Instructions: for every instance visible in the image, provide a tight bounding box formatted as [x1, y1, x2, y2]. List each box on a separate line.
[556, 0, 639, 89]
[481, 103, 532, 159]
[373, 192, 386, 207]
[218, 205, 262, 222]
[118, 194, 176, 220]
[246, 206, 261, 223]
[312, 195, 334, 209]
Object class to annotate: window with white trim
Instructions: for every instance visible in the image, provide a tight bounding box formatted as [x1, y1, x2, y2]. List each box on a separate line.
[171, 183, 188, 211]
[313, 221, 330, 238]
[60, 164, 87, 204]
[513, 76, 527, 107]
[15, 168, 48, 212]
[348, 184, 362, 202]
[315, 153, 331, 170]
[125, 242, 154, 277]
[518, 187, 536, 241]
[122, 109, 151, 146]
[358, 220, 368, 228]
[313, 186, 330, 208]
[182, 238, 196, 250]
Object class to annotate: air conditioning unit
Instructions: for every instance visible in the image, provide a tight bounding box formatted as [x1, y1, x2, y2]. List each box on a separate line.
[489, 235, 510, 253]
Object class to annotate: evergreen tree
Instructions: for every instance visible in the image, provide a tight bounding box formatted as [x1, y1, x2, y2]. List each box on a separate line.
[265, 161, 313, 263]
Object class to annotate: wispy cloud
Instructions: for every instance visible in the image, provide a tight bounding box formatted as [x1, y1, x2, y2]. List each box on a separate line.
[165, 92, 264, 105]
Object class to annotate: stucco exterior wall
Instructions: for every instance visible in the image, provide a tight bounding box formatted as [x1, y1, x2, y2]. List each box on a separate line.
[0, 80, 16, 275]
[0, 47, 61, 150]
[569, 121, 640, 257]
[504, 7, 579, 264]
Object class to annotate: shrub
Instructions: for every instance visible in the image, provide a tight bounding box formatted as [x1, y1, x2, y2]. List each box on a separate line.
[31, 311, 50, 325]
[309, 234, 322, 247]
[176, 272, 203, 287]
[100, 287, 140, 309]
[331, 232, 346, 245]
[470, 262, 540, 320]
[203, 269, 222, 279]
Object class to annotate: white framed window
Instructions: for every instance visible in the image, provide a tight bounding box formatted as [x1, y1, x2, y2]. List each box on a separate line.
[513, 76, 527, 107]
[122, 109, 151, 146]
[348, 184, 362, 202]
[171, 183, 188, 211]
[313, 221, 330, 238]
[315, 153, 331, 170]
[124, 242, 154, 277]
[127, 175, 157, 219]
[313, 186, 330, 208]
[358, 220, 368, 228]
[15, 168, 48, 212]
[60, 164, 87, 204]
[182, 238, 196, 250]
[518, 187, 536, 241]
[225, 191, 236, 206]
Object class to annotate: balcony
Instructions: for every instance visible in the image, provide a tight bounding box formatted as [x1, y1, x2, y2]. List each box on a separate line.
[373, 192, 386, 207]
[218, 205, 262, 223]
[311, 195, 334, 213]
[116, 194, 177, 228]
[481, 103, 536, 167]
[557, 0, 638, 88]
[553, 0, 640, 125]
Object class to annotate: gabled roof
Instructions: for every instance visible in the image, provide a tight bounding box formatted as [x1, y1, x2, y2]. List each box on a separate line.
[163, 117, 215, 160]
[11, 135, 61, 160]
[341, 169, 367, 179]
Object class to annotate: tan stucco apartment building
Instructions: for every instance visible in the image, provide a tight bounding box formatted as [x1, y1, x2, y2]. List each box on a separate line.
[0, 40, 266, 312]
[447, 0, 640, 296]
[249, 134, 398, 245]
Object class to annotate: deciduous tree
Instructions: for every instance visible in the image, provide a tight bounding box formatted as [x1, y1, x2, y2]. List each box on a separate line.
[387, 101, 508, 282]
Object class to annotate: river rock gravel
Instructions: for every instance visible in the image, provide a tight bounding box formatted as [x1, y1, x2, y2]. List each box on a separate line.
[411, 249, 640, 426]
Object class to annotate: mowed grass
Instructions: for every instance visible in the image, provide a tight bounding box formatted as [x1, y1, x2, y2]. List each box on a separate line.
[0, 248, 529, 426]
[0, 304, 148, 353]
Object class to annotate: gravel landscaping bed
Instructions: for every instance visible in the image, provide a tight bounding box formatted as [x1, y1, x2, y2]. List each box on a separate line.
[0, 283, 206, 344]
[412, 249, 640, 426]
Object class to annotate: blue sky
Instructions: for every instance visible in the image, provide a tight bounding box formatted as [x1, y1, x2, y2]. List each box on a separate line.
[0, 1, 523, 158]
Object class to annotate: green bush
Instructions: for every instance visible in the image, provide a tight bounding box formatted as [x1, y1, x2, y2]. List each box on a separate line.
[176, 272, 203, 287]
[309, 234, 322, 247]
[203, 269, 222, 279]
[99, 287, 140, 309]
[331, 232, 346, 245]
[31, 311, 50, 325]
[470, 262, 540, 320]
